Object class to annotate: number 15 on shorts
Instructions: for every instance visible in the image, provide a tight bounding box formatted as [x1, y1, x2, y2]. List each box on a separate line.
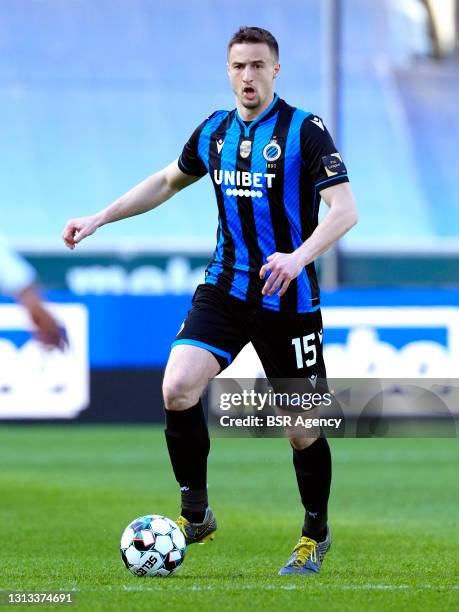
[291, 331, 322, 369]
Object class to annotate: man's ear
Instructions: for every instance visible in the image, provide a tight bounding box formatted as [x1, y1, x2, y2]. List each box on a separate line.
[273, 63, 281, 78]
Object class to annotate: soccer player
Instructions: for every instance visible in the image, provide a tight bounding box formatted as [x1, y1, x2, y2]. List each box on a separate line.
[62, 26, 357, 575]
[0, 235, 65, 349]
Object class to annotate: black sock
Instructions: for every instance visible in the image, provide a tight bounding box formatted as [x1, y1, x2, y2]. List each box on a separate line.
[292, 436, 332, 542]
[164, 400, 209, 523]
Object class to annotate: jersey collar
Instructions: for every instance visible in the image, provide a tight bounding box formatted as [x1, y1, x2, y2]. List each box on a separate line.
[235, 94, 280, 137]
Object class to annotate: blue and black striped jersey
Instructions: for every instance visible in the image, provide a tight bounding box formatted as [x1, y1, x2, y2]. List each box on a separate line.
[178, 94, 349, 313]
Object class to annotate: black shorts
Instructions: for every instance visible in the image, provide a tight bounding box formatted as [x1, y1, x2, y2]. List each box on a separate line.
[172, 284, 326, 379]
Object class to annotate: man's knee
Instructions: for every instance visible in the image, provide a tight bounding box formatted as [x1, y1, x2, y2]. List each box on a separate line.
[163, 375, 200, 411]
[289, 435, 319, 450]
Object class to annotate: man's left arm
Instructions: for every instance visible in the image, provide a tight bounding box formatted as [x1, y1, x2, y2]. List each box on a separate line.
[260, 182, 358, 296]
[0, 237, 66, 349]
[296, 181, 358, 263]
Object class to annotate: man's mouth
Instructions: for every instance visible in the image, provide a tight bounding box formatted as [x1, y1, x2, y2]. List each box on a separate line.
[242, 86, 256, 100]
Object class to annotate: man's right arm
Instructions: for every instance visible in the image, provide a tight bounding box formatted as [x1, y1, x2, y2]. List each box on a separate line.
[62, 160, 200, 249]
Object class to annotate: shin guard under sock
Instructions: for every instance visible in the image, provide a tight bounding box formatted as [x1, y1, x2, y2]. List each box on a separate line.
[164, 400, 209, 522]
[292, 436, 332, 541]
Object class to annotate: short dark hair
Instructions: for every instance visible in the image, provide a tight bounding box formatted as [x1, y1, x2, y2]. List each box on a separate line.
[228, 26, 279, 61]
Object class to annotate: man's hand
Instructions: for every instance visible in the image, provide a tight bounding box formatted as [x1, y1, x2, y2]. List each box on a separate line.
[259, 184, 358, 297]
[19, 287, 67, 350]
[62, 214, 102, 250]
[29, 302, 67, 349]
[259, 251, 304, 297]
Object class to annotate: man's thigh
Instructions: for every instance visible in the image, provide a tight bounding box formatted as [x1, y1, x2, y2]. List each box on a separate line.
[250, 308, 326, 380]
[171, 283, 249, 373]
[163, 343, 221, 408]
[250, 309, 328, 444]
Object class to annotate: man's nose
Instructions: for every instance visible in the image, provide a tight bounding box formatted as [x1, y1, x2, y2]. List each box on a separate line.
[242, 66, 253, 81]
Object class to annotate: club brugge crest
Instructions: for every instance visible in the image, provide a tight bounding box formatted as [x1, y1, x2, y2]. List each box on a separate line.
[240, 140, 252, 158]
[263, 141, 282, 162]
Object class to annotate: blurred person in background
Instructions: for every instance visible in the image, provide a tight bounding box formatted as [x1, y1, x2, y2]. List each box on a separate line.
[62, 26, 357, 576]
[0, 236, 65, 349]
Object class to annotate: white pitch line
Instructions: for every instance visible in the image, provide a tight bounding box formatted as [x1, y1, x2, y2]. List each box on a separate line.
[44, 583, 458, 594]
[115, 583, 458, 592]
[342, 585, 409, 590]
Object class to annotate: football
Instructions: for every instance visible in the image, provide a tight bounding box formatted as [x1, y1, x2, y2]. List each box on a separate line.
[120, 515, 186, 577]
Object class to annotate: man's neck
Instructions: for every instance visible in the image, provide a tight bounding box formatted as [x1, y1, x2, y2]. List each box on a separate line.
[235, 93, 276, 122]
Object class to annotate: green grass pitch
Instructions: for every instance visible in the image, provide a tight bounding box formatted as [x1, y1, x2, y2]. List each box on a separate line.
[0, 426, 457, 611]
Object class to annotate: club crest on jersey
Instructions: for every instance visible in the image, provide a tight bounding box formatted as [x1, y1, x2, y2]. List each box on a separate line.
[239, 140, 252, 158]
[262, 141, 282, 162]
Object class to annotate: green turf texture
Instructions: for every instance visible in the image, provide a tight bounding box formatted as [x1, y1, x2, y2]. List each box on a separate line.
[0, 426, 457, 611]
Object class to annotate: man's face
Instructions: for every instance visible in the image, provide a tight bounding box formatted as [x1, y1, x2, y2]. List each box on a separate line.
[227, 42, 280, 112]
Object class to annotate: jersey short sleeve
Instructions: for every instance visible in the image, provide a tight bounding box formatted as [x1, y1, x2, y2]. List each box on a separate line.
[177, 120, 208, 178]
[300, 115, 349, 192]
